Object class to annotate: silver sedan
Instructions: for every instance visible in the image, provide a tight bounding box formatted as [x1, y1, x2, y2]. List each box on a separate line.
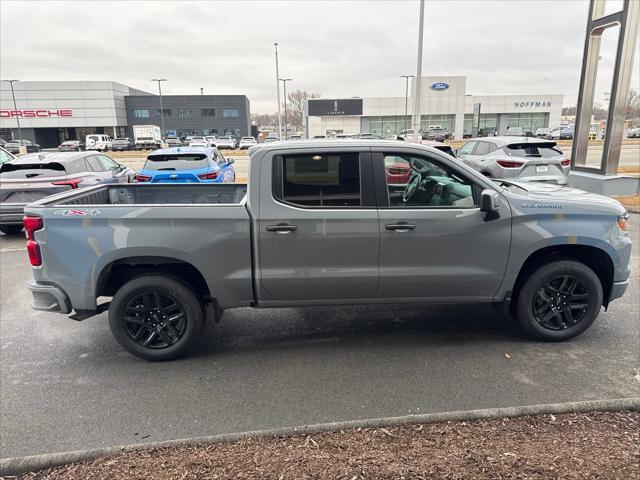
[456, 136, 570, 185]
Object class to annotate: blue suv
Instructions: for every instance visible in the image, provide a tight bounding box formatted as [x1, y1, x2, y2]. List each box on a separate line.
[135, 146, 235, 183]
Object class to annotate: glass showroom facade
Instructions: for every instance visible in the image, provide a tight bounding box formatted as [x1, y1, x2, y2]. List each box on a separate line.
[368, 114, 456, 136]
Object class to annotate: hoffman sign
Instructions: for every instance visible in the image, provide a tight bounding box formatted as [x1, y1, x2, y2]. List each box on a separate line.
[514, 101, 552, 108]
[0, 109, 73, 118]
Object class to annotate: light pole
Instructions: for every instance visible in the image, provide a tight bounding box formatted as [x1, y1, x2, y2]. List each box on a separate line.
[274, 43, 283, 139]
[400, 75, 415, 134]
[412, 0, 425, 143]
[3, 79, 22, 141]
[151, 78, 167, 138]
[279, 78, 292, 139]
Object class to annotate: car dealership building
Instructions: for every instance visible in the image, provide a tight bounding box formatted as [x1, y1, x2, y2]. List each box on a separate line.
[306, 76, 563, 139]
[0, 81, 251, 147]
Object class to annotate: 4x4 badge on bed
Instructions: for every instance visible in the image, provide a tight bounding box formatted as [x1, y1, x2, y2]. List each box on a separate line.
[54, 208, 102, 216]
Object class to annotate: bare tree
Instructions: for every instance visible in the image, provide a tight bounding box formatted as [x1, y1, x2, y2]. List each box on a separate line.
[626, 89, 639, 120]
[251, 112, 279, 129]
[283, 90, 321, 131]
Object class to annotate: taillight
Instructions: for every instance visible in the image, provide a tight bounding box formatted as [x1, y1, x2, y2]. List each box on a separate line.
[198, 171, 219, 180]
[496, 160, 524, 168]
[387, 167, 409, 175]
[135, 174, 151, 182]
[23, 216, 44, 266]
[561, 159, 571, 167]
[52, 178, 81, 189]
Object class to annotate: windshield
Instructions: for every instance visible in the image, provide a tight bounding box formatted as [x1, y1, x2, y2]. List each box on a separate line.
[144, 154, 209, 171]
[0, 162, 66, 178]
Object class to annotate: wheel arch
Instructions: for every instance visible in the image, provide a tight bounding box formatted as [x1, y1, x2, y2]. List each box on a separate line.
[96, 255, 212, 303]
[510, 244, 614, 311]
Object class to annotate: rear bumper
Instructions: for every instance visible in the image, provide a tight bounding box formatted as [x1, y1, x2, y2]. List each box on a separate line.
[27, 280, 72, 314]
[0, 204, 26, 225]
[609, 279, 629, 302]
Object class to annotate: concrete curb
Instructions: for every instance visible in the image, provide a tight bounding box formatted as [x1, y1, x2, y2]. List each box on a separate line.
[2, 397, 638, 477]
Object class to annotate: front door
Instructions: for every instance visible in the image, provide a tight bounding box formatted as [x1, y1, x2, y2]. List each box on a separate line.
[373, 149, 511, 301]
[258, 148, 379, 302]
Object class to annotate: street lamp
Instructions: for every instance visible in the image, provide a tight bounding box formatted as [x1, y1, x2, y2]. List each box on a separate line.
[151, 78, 167, 138]
[2, 79, 22, 141]
[279, 78, 292, 139]
[400, 75, 415, 134]
[274, 43, 282, 139]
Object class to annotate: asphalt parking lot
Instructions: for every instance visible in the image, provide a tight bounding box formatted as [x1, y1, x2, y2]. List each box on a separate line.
[0, 215, 638, 459]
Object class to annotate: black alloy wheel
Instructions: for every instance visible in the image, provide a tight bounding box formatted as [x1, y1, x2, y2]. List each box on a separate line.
[124, 291, 187, 349]
[532, 274, 590, 331]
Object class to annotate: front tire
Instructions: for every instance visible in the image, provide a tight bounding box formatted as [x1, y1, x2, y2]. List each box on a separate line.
[0, 224, 23, 235]
[109, 275, 204, 360]
[516, 260, 603, 341]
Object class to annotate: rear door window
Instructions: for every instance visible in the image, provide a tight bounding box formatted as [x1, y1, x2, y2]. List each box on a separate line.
[0, 162, 66, 179]
[86, 156, 105, 172]
[274, 152, 361, 207]
[473, 142, 491, 156]
[144, 154, 210, 171]
[66, 159, 87, 175]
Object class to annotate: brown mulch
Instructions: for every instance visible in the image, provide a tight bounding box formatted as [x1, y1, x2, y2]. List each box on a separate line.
[613, 195, 640, 208]
[9, 412, 639, 480]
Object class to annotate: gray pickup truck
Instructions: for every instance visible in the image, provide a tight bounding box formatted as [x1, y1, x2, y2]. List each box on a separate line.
[23, 140, 631, 360]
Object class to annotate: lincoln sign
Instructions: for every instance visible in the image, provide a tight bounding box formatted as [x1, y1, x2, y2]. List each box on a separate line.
[0, 109, 73, 118]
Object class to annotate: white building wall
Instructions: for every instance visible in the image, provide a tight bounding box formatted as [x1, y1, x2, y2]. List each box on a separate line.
[0, 81, 140, 130]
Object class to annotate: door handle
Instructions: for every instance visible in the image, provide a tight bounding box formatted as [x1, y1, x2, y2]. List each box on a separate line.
[385, 222, 416, 232]
[266, 223, 297, 233]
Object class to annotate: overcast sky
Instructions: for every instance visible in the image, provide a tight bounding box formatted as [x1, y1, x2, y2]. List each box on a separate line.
[1, 0, 638, 113]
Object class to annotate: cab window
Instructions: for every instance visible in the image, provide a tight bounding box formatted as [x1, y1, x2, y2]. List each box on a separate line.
[382, 153, 477, 208]
[274, 153, 361, 207]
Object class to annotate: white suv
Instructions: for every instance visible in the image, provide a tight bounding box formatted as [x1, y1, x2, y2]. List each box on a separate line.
[85, 134, 112, 152]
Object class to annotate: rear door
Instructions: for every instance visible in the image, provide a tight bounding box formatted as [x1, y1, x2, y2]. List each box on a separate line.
[257, 147, 379, 302]
[85, 155, 111, 184]
[372, 147, 511, 301]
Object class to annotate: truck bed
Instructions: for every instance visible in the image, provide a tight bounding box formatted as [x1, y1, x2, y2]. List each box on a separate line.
[33, 183, 248, 207]
[25, 183, 253, 312]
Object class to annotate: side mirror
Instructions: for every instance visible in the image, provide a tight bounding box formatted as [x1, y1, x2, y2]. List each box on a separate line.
[479, 189, 500, 221]
[227, 158, 235, 165]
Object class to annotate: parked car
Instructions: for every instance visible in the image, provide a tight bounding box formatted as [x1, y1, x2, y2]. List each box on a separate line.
[0, 139, 6, 147]
[313, 135, 326, 139]
[535, 128, 550, 138]
[188, 136, 209, 148]
[559, 127, 574, 140]
[287, 135, 303, 140]
[0, 151, 134, 235]
[335, 133, 356, 139]
[239, 136, 257, 149]
[505, 127, 525, 137]
[58, 140, 84, 152]
[424, 128, 450, 142]
[165, 137, 182, 147]
[23, 139, 631, 360]
[111, 137, 134, 151]
[215, 136, 236, 149]
[4, 139, 41, 154]
[0, 146, 15, 165]
[354, 133, 382, 139]
[627, 127, 640, 138]
[134, 146, 235, 184]
[545, 127, 562, 140]
[85, 134, 112, 152]
[205, 136, 218, 147]
[456, 136, 570, 185]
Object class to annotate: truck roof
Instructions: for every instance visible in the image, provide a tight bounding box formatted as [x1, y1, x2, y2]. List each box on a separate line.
[252, 138, 449, 153]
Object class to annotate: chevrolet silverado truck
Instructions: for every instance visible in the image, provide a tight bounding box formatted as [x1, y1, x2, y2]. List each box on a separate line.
[23, 140, 632, 360]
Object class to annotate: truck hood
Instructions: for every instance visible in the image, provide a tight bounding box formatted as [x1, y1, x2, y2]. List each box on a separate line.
[500, 180, 626, 212]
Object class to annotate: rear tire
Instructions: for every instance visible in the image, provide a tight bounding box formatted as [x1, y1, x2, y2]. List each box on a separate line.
[516, 260, 602, 341]
[109, 275, 204, 361]
[0, 224, 23, 235]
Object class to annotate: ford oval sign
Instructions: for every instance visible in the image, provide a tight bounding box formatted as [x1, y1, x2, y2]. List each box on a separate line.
[431, 82, 449, 91]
